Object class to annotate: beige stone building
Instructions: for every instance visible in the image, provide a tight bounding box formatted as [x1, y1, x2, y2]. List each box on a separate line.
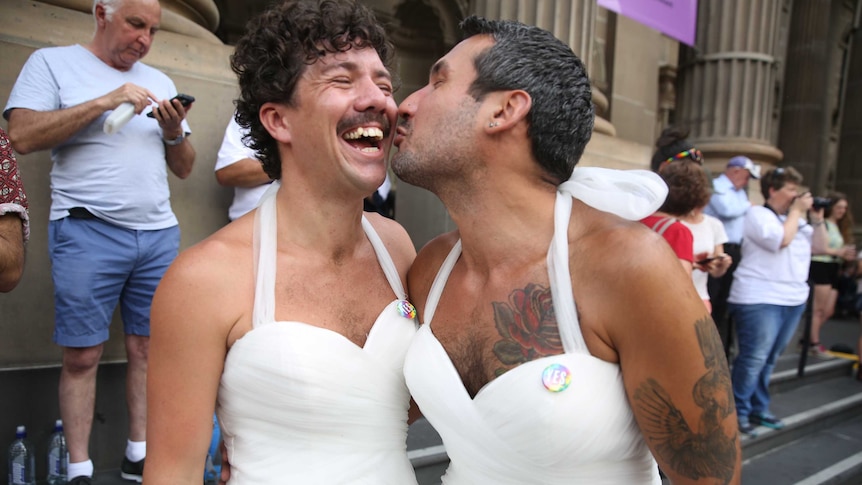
[0, 0, 860, 474]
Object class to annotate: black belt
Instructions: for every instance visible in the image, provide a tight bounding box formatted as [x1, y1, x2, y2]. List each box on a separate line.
[68, 207, 98, 219]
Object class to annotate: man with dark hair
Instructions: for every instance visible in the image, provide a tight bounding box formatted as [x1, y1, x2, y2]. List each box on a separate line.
[394, 16, 741, 484]
[4, 0, 194, 481]
[146, 1, 417, 483]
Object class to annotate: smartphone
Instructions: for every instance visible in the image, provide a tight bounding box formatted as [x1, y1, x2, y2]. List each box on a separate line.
[696, 256, 717, 265]
[146, 93, 195, 118]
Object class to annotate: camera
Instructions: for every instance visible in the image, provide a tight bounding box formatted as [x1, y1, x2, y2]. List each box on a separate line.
[812, 197, 833, 210]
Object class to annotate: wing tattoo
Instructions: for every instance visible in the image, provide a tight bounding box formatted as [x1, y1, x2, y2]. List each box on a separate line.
[633, 317, 738, 484]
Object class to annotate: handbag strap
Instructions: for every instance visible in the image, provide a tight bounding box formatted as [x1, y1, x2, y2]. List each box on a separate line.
[650, 217, 677, 237]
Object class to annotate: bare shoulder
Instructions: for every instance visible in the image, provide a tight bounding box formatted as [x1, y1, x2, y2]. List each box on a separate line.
[569, 201, 702, 355]
[153, 219, 255, 336]
[407, 231, 460, 316]
[571, 201, 679, 287]
[363, 212, 417, 276]
[169, 221, 252, 286]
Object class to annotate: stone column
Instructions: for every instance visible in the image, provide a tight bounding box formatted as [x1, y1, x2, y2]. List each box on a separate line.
[470, 0, 615, 135]
[43, 0, 222, 42]
[676, 0, 787, 173]
[780, 0, 859, 194]
[835, 0, 862, 237]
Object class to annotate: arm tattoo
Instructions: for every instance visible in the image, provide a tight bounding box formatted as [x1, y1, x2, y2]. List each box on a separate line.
[491, 283, 562, 376]
[633, 317, 738, 484]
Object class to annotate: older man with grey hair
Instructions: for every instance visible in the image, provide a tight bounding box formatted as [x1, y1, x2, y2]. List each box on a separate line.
[705, 155, 761, 359]
[4, 0, 195, 482]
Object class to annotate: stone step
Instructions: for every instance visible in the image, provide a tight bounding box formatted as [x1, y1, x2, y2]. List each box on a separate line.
[743, 372, 862, 457]
[742, 412, 862, 485]
[770, 354, 857, 394]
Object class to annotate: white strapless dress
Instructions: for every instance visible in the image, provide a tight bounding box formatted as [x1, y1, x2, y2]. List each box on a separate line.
[403, 190, 662, 484]
[217, 191, 419, 484]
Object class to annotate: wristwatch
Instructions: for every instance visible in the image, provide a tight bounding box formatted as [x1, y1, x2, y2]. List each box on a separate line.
[163, 133, 185, 146]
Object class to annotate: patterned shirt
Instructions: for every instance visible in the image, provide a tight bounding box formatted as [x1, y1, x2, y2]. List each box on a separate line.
[0, 127, 29, 242]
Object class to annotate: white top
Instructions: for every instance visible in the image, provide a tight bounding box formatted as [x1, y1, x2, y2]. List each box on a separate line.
[681, 214, 728, 300]
[728, 205, 813, 306]
[216, 189, 419, 484]
[215, 117, 271, 221]
[4, 44, 190, 230]
[704, 174, 751, 244]
[403, 187, 662, 485]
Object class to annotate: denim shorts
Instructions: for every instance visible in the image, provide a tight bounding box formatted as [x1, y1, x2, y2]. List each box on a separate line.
[48, 216, 180, 347]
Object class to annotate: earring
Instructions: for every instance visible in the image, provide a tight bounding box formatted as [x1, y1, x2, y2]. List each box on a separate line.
[488, 121, 499, 128]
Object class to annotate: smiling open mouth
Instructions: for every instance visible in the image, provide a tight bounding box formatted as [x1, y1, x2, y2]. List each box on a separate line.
[343, 127, 384, 153]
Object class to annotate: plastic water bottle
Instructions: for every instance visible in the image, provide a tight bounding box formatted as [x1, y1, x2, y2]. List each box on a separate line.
[46, 420, 67, 485]
[8, 425, 35, 485]
[103, 102, 135, 134]
[204, 414, 221, 483]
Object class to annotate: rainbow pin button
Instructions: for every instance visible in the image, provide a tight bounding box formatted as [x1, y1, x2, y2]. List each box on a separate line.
[397, 300, 417, 319]
[541, 363, 571, 392]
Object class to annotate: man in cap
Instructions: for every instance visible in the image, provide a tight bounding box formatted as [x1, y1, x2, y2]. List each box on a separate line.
[705, 155, 761, 358]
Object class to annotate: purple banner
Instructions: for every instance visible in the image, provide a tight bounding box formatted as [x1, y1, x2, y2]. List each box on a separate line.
[598, 0, 698, 46]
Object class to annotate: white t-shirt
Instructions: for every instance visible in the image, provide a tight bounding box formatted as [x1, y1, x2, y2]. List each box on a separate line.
[681, 214, 728, 300]
[214, 117, 271, 221]
[729, 205, 813, 306]
[4, 45, 190, 230]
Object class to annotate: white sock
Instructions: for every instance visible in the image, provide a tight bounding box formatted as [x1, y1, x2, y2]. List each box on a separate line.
[125, 439, 146, 462]
[68, 459, 94, 479]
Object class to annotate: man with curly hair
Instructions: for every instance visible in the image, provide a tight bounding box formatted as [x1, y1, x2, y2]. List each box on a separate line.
[393, 17, 742, 485]
[145, 1, 418, 483]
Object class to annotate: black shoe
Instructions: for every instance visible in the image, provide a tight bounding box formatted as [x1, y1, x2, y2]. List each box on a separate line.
[121, 456, 144, 482]
[750, 413, 785, 430]
[68, 476, 93, 485]
[739, 421, 758, 437]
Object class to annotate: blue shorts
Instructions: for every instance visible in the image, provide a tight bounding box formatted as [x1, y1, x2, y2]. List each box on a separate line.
[48, 217, 180, 347]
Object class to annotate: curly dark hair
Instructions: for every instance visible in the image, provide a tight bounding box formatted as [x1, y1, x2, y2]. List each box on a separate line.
[230, 0, 395, 180]
[459, 16, 594, 185]
[759, 166, 803, 201]
[657, 159, 713, 216]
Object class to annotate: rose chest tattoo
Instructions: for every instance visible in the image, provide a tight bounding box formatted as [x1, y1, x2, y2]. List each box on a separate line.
[491, 283, 562, 375]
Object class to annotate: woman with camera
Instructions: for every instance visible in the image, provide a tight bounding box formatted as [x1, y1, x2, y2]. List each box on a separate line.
[727, 167, 829, 436]
[809, 192, 856, 356]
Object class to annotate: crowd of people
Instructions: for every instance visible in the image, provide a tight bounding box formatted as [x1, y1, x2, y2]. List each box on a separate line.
[649, 130, 862, 436]
[1, 0, 860, 484]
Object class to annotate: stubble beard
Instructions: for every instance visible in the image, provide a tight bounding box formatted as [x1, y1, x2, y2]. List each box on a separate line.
[392, 150, 436, 192]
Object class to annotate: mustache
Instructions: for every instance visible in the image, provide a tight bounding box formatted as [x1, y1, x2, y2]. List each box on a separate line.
[337, 113, 391, 135]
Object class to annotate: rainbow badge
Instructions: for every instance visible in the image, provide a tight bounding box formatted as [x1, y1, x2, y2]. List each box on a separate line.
[542, 363, 571, 392]
[397, 300, 417, 319]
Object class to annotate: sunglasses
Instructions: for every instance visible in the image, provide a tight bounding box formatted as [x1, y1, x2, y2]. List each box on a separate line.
[665, 149, 703, 164]
[660, 148, 703, 170]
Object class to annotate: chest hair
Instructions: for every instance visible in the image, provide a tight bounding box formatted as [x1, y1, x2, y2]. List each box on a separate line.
[435, 281, 563, 398]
